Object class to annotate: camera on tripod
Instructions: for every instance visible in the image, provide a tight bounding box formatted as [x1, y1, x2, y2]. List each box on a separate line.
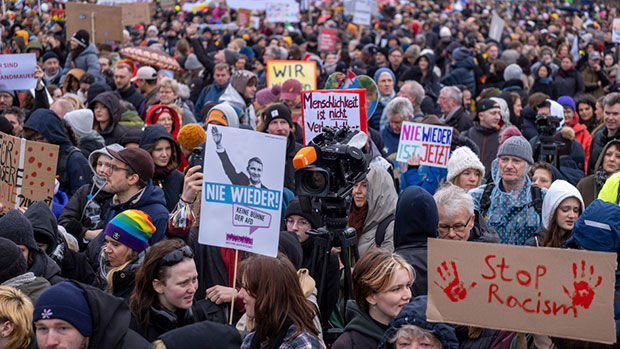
[534, 114, 563, 167]
[534, 114, 561, 138]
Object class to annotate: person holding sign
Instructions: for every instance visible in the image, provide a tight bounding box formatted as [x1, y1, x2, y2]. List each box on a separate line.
[212, 126, 267, 189]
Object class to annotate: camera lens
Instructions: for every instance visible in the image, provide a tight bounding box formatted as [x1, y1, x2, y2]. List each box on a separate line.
[302, 170, 327, 194]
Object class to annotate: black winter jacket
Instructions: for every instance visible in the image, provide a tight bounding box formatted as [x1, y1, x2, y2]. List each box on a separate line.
[462, 124, 500, 176]
[58, 183, 113, 247]
[90, 91, 129, 145]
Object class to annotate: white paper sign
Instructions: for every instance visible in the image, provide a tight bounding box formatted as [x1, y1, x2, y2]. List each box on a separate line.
[199, 125, 286, 257]
[352, 1, 371, 26]
[266, 0, 299, 23]
[226, 0, 266, 11]
[395, 122, 453, 168]
[489, 12, 505, 42]
[613, 18, 620, 43]
[0, 54, 37, 91]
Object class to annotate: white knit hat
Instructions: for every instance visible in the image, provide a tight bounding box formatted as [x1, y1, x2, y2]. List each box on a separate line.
[541, 180, 584, 230]
[447, 146, 485, 183]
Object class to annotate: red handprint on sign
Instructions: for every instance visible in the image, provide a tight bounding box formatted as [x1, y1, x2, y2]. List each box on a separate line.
[562, 260, 602, 309]
[434, 260, 477, 302]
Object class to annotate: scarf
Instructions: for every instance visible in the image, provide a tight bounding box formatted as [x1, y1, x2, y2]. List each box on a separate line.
[154, 166, 173, 180]
[250, 317, 293, 349]
[538, 77, 552, 84]
[378, 90, 396, 106]
[348, 202, 369, 240]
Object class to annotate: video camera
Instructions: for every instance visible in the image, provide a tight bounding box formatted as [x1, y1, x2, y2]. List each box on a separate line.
[534, 114, 562, 138]
[534, 114, 562, 167]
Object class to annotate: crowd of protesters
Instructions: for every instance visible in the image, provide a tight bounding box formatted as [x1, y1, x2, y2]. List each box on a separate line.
[0, 0, 620, 348]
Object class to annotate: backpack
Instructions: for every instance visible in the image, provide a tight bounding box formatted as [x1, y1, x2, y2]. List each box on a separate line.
[479, 182, 543, 220]
[57, 146, 81, 192]
[375, 213, 395, 248]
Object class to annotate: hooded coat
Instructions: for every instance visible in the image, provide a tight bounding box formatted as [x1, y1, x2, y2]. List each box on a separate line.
[331, 300, 386, 349]
[470, 162, 546, 245]
[415, 53, 441, 98]
[356, 164, 398, 257]
[219, 83, 257, 128]
[139, 125, 184, 211]
[588, 126, 620, 176]
[63, 43, 101, 80]
[1, 272, 50, 303]
[440, 52, 477, 95]
[90, 92, 129, 145]
[24, 109, 91, 196]
[393, 186, 439, 297]
[117, 84, 145, 111]
[145, 105, 181, 140]
[25, 202, 97, 286]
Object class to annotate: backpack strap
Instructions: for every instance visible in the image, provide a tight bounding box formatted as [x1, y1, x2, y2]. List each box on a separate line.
[479, 182, 496, 219]
[57, 146, 80, 190]
[375, 213, 395, 248]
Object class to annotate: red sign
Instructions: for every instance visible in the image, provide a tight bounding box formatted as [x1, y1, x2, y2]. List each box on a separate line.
[318, 28, 337, 51]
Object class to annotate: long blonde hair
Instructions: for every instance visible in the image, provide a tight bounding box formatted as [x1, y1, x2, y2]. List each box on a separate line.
[0, 286, 33, 349]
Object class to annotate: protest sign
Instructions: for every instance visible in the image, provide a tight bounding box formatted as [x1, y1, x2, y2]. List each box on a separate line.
[66, 2, 123, 43]
[199, 125, 286, 257]
[267, 60, 317, 91]
[0, 131, 58, 212]
[613, 18, 620, 43]
[50, 8, 66, 22]
[266, 0, 300, 23]
[121, 3, 151, 26]
[250, 16, 260, 30]
[300, 89, 367, 144]
[237, 9, 251, 28]
[395, 122, 452, 168]
[160, 0, 175, 10]
[489, 12, 505, 42]
[427, 239, 617, 344]
[318, 28, 337, 51]
[0, 54, 37, 91]
[352, 1, 371, 26]
[227, 0, 265, 11]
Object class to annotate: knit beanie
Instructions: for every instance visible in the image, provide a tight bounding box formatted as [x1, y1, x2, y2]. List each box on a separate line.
[230, 70, 256, 94]
[280, 79, 302, 101]
[64, 109, 94, 138]
[177, 124, 206, 151]
[285, 197, 322, 229]
[557, 96, 576, 112]
[224, 49, 240, 66]
[262, 103, 293, 130]
[447, 147, 485, 183]
[278, 231, 303, 270]
[499, 126, 523, 145]
[71, 29, 89, 48]
[33, 282, 93, 337]
[256, 85, 281, 106]
[452, 47, 470, 61]
[184, 53, 204, 71]
[0, 209, 38, 251]
[496, 135, 534, 164]
[104, 209, 155, 252]
[0, 237, 27, 284]
[206, 103, 240, 128]
[503, 63, 523, 82]
[41, 51, 59, 63]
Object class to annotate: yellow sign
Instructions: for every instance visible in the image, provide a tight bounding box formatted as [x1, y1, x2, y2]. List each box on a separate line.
[266, 60, 316, 91]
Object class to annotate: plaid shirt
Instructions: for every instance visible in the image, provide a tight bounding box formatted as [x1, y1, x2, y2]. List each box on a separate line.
[241, 326, 324, 349]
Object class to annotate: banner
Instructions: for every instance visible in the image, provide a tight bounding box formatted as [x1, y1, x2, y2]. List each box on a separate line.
[352, 1, 371, 26]
[300, 89, 367, 144]
[226, 0, 265, 11]
[66, 2, 123, 43]
[266, 60, 317, 91]
[427, 239, 617, 344]
[395, 122, 452, 168]
[0, 54, 37, 91]
[237, 9, 251, 28]
[199, 125, 286, 257]
[265, 0, 300, 23]
[121, 3, 151, 26]
[318, 28, 337, 51]
[50, 8, 66, 22]
[0, 131, 58, 212]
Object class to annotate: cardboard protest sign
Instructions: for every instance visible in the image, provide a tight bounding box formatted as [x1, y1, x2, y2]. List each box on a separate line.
[0, 54, 37, 91]
[199, 125, 286, 257]
[489, 12, 505, 42]
[237, 9, 251, 28]
[318, 28, 337, 51]
[0, 132, 58, 212]
[267, 60, 317, 91]
[160, 0, 175, 10]
[266, 0, 300, 23]
[352, 1, 371, 26]
[395, 122, 452, 168]
[300, 89, 367, 145]
[427, 239, 617, 344]
[121, 3, 151, 26]
[66, 2, 123, 43]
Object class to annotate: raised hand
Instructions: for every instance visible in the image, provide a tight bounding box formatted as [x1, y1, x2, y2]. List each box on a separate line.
[562, 260, 602, 309]
[434, 260, 477, 302]
[212, 126, 223, 148]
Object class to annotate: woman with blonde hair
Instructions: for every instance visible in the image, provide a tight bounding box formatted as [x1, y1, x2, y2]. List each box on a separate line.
[0, 286, 34, 349]
[332, 248, 414, 349]
[446, 146, 485, 191]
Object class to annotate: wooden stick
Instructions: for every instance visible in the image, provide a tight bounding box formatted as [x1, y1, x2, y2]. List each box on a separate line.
[229, 249, 239, 325]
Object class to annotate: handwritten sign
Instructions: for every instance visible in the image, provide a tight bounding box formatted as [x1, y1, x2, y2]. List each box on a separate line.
[121, 3, 152, 26]
[301, 89, 367, 145]
[395, 122, 452, 168]
[427, 239, 617, 344]
[265, 0, 300, 23]
[489, 12, 505, 42]
[66, 2, 123, 43]
[266, 60, 316, 91]
[0, 54, 37, 91]
[237, 9, 251, 28]
[318, 28, 337, 51]
[199, 125, 286, 257]
[0, 132, 58, 212]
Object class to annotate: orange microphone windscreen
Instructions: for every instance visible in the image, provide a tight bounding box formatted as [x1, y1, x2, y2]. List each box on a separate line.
[293, 146, 317, 169]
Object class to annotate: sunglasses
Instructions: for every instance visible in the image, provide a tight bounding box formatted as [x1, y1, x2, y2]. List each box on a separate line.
[159, 245, 194, 269]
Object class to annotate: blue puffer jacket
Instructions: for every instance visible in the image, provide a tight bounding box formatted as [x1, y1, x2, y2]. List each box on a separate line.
[63, 43, 101, 80]
[441, 55, 477, 95]
[469, 161, 546, 245]
[400, 165, 447, 195]
[24, 109, 92, 196]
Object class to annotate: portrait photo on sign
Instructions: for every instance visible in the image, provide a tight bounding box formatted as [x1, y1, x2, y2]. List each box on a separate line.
[199, 125, 287, 257]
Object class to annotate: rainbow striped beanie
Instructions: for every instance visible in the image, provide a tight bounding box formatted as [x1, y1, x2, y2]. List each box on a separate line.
[105, 209, 155, 252]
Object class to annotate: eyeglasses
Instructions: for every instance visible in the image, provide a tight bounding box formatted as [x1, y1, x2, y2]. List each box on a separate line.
[285, 218, 310, 227]
[108, 164, 129, 173]
[437, 216, 472, 235]
[159, 245, 194, 268]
